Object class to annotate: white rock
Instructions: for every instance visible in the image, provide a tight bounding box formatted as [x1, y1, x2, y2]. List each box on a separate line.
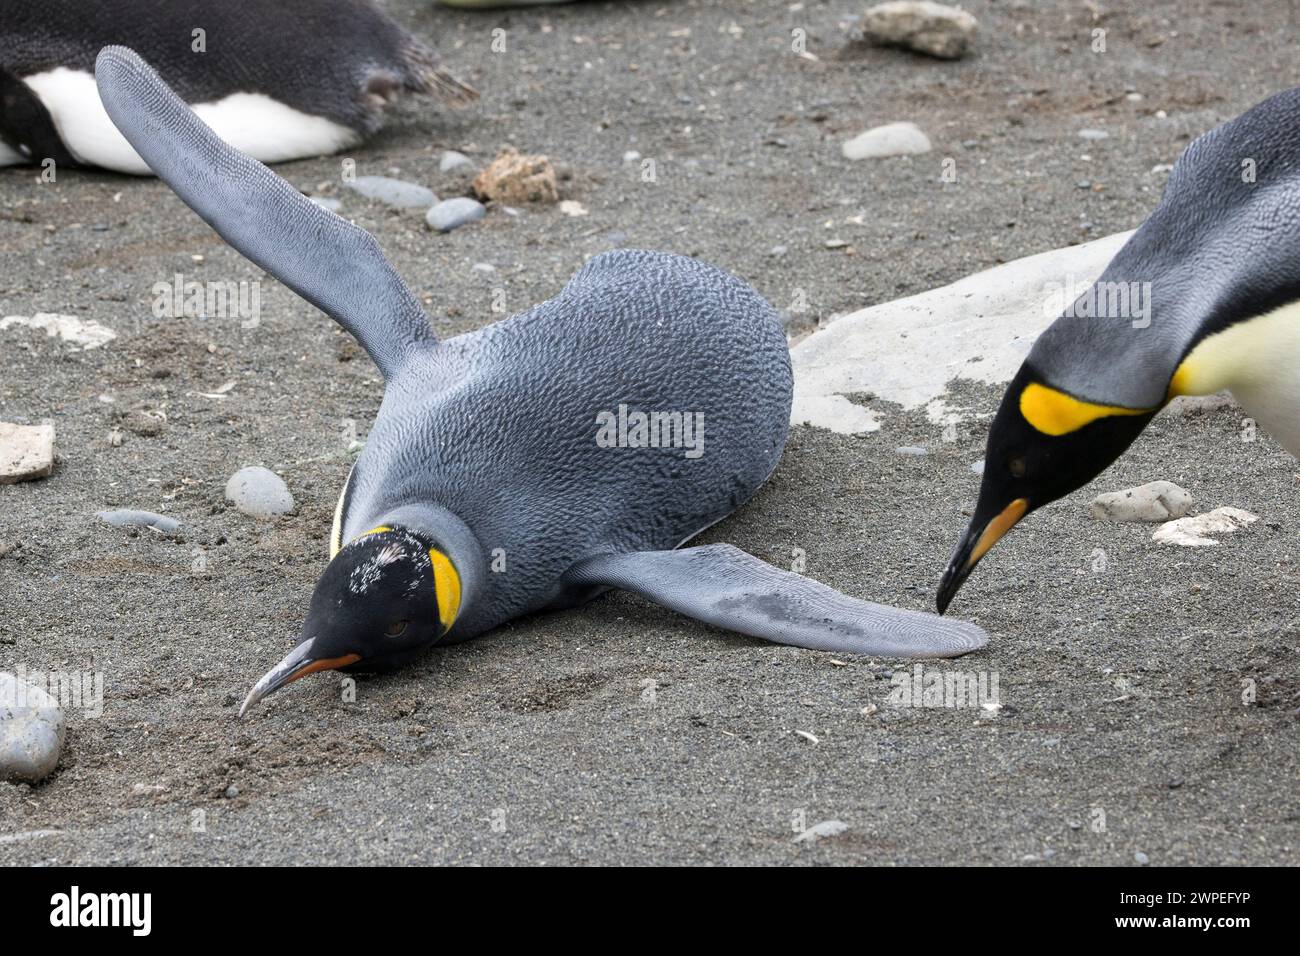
[0, 313, 116, 350]
[1078, 128, 1110, 141]
[1151, 507, 1258, 547]
[1090, 481, 1193, 523]
[862, 1, 978, 59]
[559, 199, 589, 217]
[309, 196, 342, 213]
[0, 421, 54, 484]
[439, 150, 474, 173]
[793, 820, 849, 843]
[790, 230, 1132, 433]
[343, 176, 436, 209]
[842, 121, 932, 160]
[225, 466, 294, 519]
[0, 672, 66, 783]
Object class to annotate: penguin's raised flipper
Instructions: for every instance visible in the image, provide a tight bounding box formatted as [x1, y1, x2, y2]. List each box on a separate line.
[567, 545, 988, 658]
[92, 46, 434, 378]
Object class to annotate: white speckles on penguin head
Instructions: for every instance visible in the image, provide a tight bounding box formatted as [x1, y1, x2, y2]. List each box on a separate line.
[345, 528, 432, 597]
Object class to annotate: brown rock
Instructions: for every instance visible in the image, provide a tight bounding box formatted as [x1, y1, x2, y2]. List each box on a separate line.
[473, 147, 559, 204]
[862, 1, 978, 60]
[120, 405, 167, 437]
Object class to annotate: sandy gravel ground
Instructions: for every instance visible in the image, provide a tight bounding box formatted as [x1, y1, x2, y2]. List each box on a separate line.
[1, 0, 1297, 865]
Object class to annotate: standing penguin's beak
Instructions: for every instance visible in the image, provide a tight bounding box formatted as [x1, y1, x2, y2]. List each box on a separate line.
[238, 638, 361, 717]
[936, 498, 1029, 615]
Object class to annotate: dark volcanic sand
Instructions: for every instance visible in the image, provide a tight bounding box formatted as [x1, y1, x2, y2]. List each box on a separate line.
[0, 0, 1297, 864]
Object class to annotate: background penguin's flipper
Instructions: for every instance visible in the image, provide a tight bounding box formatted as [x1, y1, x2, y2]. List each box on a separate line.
[93, 46, 434, 378]
[567, 545, 988, 658]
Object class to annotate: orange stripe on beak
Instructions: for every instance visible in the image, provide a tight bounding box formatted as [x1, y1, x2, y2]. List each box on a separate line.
[968, 498, 1029, 567]
[282, 654, 362, 685]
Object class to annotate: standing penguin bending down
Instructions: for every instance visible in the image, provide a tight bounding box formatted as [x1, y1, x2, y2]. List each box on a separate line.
[1, 0, 475, 174]
[937, 85, 1300, 614]
[93, 47, 986, 716]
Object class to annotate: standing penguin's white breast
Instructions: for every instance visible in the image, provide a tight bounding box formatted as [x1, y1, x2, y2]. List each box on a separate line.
[18, 67, 359, 174]
[1171, 300, 1300, 457]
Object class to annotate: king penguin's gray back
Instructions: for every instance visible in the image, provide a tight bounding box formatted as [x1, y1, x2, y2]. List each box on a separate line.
[353, 249, 793, 633]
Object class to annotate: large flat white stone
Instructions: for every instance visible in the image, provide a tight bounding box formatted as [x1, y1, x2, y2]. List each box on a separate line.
[790, 231, 1133, 434]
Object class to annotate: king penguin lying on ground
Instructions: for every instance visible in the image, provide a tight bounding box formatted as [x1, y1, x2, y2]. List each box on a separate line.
[1, 0, 474, 174]
[937, 85, 1300, 614]
[93, 48, 986, 715]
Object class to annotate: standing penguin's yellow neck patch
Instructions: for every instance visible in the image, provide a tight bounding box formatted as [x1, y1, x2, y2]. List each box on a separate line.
[1019, 382, 1152, 436]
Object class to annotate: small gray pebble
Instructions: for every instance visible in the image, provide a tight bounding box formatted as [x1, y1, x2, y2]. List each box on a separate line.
[1134, 850, 1150, 865]
[344, 176, 436, 209]
[97, 509, 182, 534]
[895, 446, 928, 456]
[969, 459, 985, 476]
[225, 784, 240, 799]
[439, 150, 474, 173]
[426, 197, 487, 233]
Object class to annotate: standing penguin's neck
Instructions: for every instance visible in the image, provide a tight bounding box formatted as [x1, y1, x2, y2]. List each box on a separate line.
[373, 503, 484, 639]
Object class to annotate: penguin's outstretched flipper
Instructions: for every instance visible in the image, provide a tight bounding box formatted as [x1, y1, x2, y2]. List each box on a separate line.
[92, 46, 434, 379]
[567, 545, 988, 658]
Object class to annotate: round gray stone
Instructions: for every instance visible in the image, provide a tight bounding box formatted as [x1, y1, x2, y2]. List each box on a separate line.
[0, 672, 66, 783]
[225, 466, 294, 519]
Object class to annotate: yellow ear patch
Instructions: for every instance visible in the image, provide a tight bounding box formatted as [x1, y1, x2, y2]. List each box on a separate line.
[429, 549, 461, 633]
[1019, 382, 1151, 436]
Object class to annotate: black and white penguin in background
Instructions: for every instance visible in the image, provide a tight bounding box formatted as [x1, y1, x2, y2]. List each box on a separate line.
[0, 0, 476, 174]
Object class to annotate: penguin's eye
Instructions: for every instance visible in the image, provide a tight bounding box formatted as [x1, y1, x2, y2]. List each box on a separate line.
[1007, 456, 1027, 478]
[386, 620, 410, 638]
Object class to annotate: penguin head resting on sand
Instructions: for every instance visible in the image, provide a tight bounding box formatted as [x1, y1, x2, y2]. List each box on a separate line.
[240, 526, 461, 714]
[937, 84, 1300, 613]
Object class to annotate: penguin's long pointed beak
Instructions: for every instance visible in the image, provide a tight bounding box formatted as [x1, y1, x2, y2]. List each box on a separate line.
[936, 498, 1029, 615]
[238, 638, 361, 717]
